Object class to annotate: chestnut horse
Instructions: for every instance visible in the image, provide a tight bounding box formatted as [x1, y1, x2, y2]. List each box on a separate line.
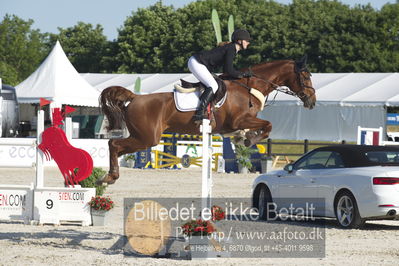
[96, 57, 316, 185]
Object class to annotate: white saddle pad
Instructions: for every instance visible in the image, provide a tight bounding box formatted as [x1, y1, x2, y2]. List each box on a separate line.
[173, 89, 227, 112]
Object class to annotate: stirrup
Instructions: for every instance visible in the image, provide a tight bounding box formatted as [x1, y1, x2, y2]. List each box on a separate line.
[193, 88, 214, 122]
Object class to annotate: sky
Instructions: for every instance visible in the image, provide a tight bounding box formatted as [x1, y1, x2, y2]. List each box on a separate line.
[0, 0, 396, 40]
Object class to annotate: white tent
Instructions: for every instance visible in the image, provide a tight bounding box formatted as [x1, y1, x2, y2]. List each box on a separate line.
[16, 41, 99, 107]
[80, 73, 195, 94]
[258, 73, 399, 141]
[81, 72, 398, 142]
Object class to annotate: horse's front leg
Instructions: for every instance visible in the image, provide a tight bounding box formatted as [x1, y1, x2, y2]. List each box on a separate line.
[234, 116, 272, 147]
[96, 137, 156, 185]
[96, 138, 123, 185]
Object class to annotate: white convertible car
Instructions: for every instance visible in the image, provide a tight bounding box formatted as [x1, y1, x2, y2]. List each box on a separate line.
[252, 145, 399, 228]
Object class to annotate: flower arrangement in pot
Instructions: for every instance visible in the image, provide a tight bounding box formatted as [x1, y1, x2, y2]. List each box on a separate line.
[89, 196, 114, 212]
[181, 216, 225, 257]
[211, 205, 225, 221]
[181, 219, 216, 237]
[89, 196, 114, 226]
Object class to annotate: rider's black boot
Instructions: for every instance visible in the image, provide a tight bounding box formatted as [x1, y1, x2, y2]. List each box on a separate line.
[193, 87, 214, 122]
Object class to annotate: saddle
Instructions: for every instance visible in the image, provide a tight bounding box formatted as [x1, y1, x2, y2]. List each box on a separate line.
[175, 75, 227, 105]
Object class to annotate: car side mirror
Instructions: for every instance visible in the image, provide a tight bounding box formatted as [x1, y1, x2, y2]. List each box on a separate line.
[284, 163, 294, 173]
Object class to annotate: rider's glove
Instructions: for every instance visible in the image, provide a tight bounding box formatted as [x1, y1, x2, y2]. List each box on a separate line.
[242, 71, 252, 78]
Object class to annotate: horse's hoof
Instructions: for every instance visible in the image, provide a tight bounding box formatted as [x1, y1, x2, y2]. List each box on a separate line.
[96, 174, 113, 186]
[244, 139, 252, 147]
[99, 182, 108, 187]
[95, 178, 105, 186]
[232, 136, 242, 144]
[106, 179, 116, 185]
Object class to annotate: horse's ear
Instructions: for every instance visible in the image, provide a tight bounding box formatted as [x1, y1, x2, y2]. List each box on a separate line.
[296, 54, 308, 70]
[301, 54, 308, 64]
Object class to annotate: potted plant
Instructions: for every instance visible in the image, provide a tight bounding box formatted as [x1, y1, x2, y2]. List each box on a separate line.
[89, 195, 114, 226]
[79, 167, 107, 196]
[211, 205, 225, 221]
[181, 219, 219, 259]
[123, 153, 136, 168]
[235, 144, 256, 173]
[181, 219, 216, 237]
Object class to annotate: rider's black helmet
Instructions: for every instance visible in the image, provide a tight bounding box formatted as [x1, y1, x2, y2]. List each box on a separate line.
[232, 29, 251, 43]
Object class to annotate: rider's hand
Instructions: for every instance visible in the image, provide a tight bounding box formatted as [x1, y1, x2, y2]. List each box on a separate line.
[242, 71, 252, 78]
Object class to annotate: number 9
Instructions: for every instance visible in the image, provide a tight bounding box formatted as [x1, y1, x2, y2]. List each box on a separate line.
[46, 199, 53, 209]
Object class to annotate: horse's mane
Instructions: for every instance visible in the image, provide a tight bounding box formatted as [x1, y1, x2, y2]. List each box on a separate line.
[248, 59, 294, 73]
[253, 59, 294, 67]
[251, 58, 309, 73]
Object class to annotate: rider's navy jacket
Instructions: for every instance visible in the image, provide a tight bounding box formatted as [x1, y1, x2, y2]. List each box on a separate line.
[194, 42, 243, 78]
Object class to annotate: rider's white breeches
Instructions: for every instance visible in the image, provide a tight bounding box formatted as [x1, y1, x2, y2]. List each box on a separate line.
[188, 56, 218, 93]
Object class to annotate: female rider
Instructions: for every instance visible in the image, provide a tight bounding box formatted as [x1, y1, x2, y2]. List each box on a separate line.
[188, 29, 252, 121]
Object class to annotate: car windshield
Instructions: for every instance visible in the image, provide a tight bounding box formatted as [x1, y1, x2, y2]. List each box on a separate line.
[295, 151, 345, 170]
[365, 151, 399, 164]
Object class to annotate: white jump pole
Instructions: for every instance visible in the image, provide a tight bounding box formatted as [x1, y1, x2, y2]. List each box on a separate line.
[0, 78, 3, 138]
[65, 117, 73, 141]
[35, 110, 44, 188]
[200, 118, 213, 214]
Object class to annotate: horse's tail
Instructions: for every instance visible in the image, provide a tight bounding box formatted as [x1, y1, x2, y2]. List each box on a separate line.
[99, 86, 137, 131]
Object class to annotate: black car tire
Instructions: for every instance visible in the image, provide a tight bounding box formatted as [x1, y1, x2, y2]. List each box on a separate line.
[334, 191, 365, 228]
[258, 185, 276, 220]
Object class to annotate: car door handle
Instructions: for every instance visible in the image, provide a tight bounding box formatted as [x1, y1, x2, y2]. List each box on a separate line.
[310, 178, 316, 183]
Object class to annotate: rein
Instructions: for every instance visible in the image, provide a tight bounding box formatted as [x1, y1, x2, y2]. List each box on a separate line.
[251, 73, 297, 97]
[250, 66, 315, 103]
[229, 75, 289, 108]
[225, 63, 314, 108]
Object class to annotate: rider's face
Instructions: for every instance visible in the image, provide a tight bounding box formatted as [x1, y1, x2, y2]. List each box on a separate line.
[241, 40, 250, 50]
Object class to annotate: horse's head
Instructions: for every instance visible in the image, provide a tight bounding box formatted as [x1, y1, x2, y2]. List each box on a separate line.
[245, 56, 316, 110]
[290, 55, 316, 109]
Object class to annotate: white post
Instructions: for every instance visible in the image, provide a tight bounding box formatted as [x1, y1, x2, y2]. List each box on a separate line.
[65, 117, 72, 141]
[200, 118, 213, 215]
[35, 110, 44, 188]
[0, 78, 3, 137]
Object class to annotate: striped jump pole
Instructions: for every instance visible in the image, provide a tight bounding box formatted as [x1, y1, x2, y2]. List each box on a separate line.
[35, 110, 45, 188]
[200, 118, 213, 214]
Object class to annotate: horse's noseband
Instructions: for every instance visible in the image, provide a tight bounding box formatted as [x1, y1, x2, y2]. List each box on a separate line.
[297, 91, 308, 100]
[296, 69, 315, 99]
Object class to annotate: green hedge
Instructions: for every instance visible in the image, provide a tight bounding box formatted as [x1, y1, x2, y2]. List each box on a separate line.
[79, 167, 107, 196]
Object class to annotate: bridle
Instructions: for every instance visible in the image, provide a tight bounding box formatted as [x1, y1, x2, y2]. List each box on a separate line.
[294, 65, 315, 101]
[251, 73, 296, 96]
[250, 69, 314, 99]
[227, 63, 315, 108]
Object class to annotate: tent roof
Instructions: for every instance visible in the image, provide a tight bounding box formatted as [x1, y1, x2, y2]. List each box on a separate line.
[80, 73, 196, 94]
[81, 72, 399, 107]
[276, 72, 399, 106]
[16, 41, 100, 107]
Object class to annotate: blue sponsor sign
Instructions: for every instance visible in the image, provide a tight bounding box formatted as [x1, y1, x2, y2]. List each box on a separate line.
[387, 113, 399, 125]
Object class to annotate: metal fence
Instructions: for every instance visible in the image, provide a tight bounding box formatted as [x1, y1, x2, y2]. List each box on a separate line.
[260, 139, 347, 158]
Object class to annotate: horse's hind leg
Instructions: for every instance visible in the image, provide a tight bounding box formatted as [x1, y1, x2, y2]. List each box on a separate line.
[96, 137, 149, 185]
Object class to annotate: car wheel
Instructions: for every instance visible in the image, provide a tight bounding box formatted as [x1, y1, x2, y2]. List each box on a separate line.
[334, 191, 365, 228]
[258, 185, 275, 220]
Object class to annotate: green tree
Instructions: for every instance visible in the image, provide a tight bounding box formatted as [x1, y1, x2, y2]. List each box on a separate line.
[2, 0, 398, 82]
[320, 3, 382, 72]
[100, 40, 120, 73]
[377, 2, 399, 71]
[49, 22, 109, 73]
[115, 0, 399, 74]
[0, 14, 48, 85]
[117, 2, 184, 73]
[267, 0, 398, 72]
